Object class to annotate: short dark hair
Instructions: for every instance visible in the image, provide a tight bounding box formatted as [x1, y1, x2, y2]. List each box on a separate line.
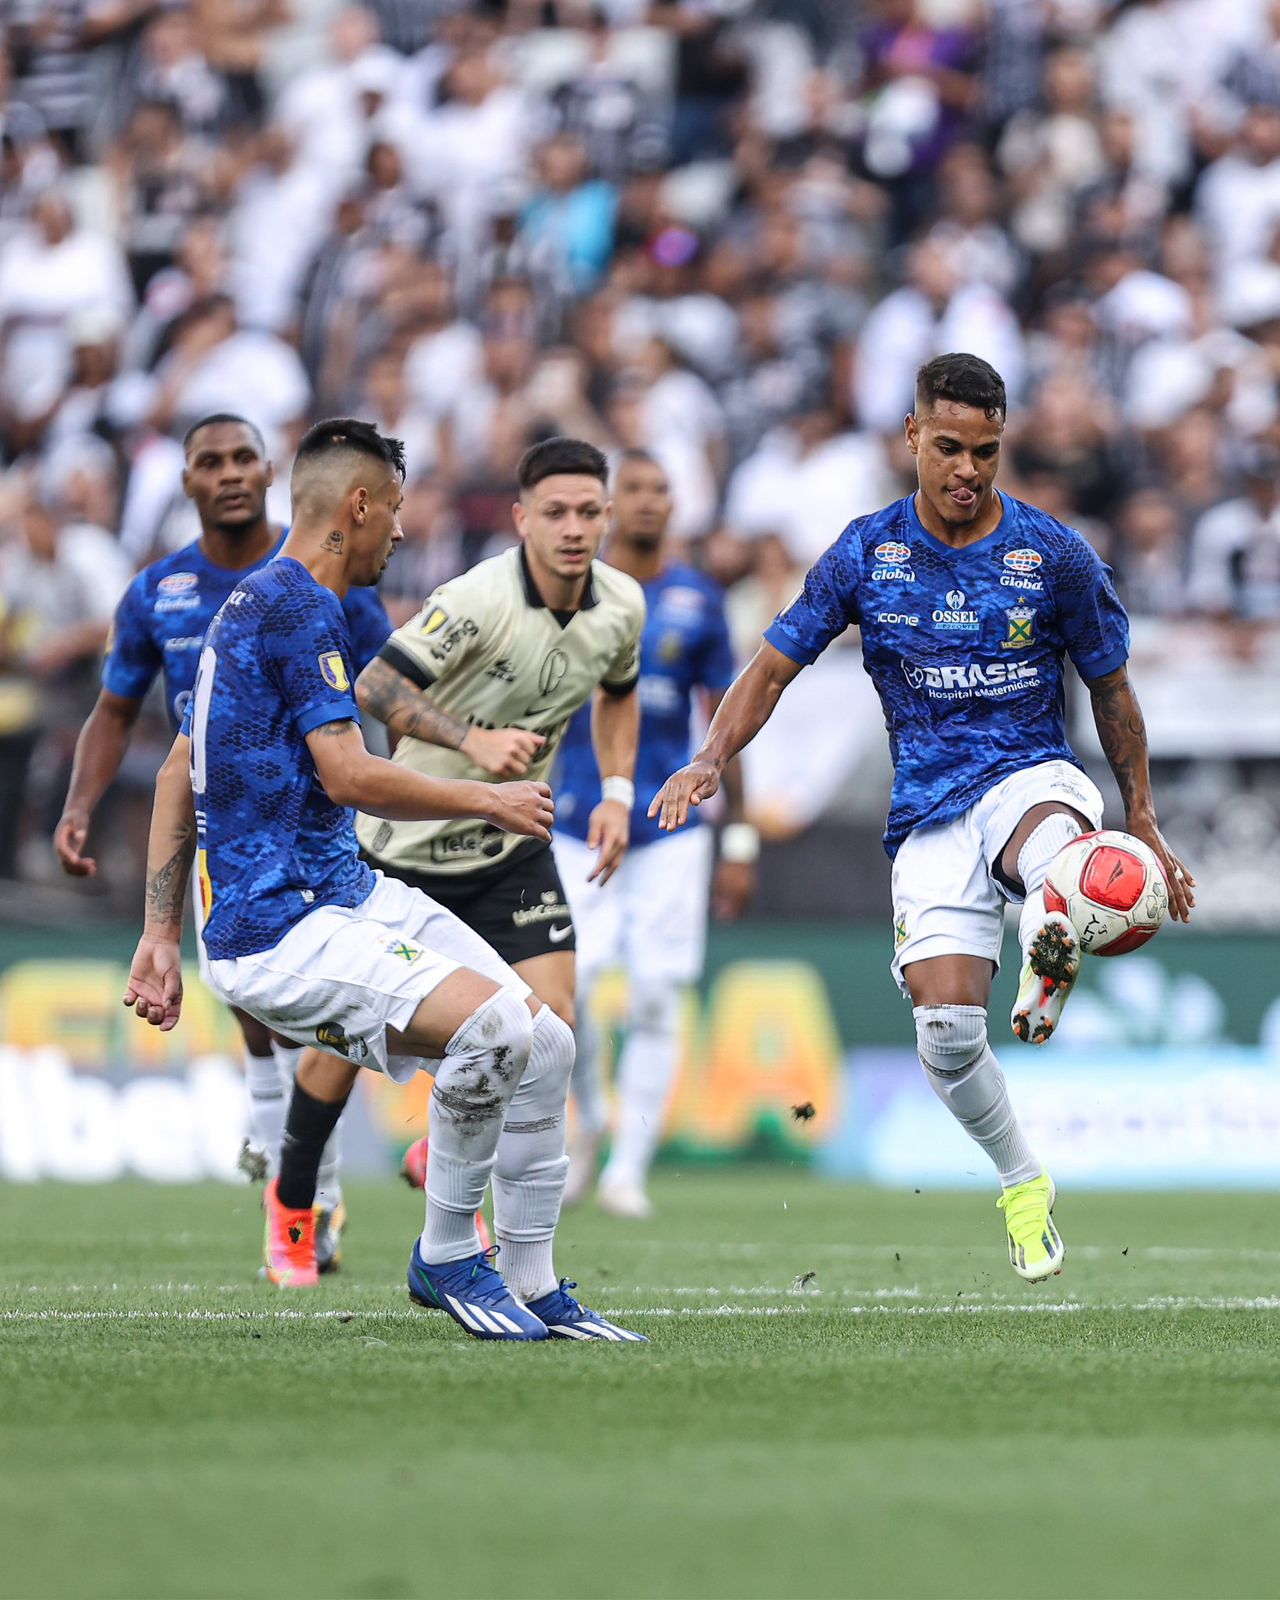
[293, 417, 406, 481]
[517, 436, 608, 492]
[183, 413, 266, 456]
[915, 353, 1007, 420]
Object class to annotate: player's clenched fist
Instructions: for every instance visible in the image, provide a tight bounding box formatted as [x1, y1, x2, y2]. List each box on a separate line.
[461, 726, 547, 778]
[490, 780, 555, 840]
[648, 759, 720, 833]
[122, 936, 184, 1031]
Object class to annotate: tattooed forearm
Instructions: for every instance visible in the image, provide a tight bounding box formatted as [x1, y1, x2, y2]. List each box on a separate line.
[356, 658, 469, 749]
[1087, 667, 1153, 819]
[145, 814, 195, 927]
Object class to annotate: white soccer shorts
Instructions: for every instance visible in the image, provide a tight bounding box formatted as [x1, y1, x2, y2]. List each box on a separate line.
[889, 759, 1104, 995]
[205, 870, 531, 1082]
[552, 825, 715, 989]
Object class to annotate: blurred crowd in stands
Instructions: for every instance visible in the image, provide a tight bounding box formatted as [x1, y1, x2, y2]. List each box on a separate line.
[2, 0, 1280, 916]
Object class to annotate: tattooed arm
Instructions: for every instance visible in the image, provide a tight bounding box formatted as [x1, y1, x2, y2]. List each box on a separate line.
[1084, 664, 1195, 921]
[123, 734, 196, 1030]
[356, 656, 545, 777]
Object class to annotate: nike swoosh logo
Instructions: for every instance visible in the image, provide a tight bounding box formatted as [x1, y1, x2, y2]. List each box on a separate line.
[548, 923, 572, 943]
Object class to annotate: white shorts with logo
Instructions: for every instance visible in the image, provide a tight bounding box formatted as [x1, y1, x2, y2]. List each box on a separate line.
[204, 871, 531, 1083]
[552, 825, 715, 989]
[889, 760, 1104, 996]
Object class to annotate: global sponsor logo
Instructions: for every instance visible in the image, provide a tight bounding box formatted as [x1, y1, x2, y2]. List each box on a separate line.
[1003, 548, 1043, 575]
[871, 540, 915, 584]
[1000, 572, 1044, 591]
[157, 572, 198, 595]
[900, 657, 1039, 697]
[156, 595, 200, 613]
[930, 588, 980, 632]
[875, 612, 920, 626]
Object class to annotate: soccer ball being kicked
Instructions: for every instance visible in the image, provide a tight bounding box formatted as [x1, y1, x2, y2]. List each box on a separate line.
[1044, 829, 1169, 957]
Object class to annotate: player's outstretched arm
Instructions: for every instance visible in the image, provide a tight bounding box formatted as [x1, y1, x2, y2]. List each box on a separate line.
[356, 656, 545, 776]
[587, 684, 639, 885]
[123, 733, 195, 1032]
[650, 641, 803, 832]
[55, 689, 144, 876]
[1085, 664, 1195, 921]
[306, 719, 554, 840]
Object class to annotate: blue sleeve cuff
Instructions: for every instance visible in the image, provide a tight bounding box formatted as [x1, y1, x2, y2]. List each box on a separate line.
[102, 661, 154, 700]
[1073, 645, 1129, 683]
[763, 623, 818, 667]
[296, 697, 361, 736]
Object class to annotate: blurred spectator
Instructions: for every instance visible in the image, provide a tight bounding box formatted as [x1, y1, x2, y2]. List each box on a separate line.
[1189, 431, 1280, 620]
[519, 131, 618, 299]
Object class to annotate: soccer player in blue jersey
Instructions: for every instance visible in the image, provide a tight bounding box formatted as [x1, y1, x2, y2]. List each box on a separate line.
[123, 418, 645, 1341]
[651, 353, 1196, 1283]
[553, 451, 755, 1218]
[55, 414, 390, 1266]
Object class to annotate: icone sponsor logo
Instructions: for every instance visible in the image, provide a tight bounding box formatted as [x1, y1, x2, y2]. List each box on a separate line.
[164, 636, 204, 651]
[158, 572, 198, 595]
[875, 612, 919, 626]
[930, 588, 980, 631]
[901, 657, 1039, 695]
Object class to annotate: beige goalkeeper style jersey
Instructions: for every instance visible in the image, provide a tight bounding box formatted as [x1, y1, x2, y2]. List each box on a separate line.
[355, 543, 644, 876]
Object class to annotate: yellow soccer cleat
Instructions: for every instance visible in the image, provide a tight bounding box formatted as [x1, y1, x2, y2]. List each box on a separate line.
[997, 1172, 1065, 1283]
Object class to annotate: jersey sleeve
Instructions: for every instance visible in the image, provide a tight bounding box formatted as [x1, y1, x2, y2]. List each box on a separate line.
[696, 585, 737, 692]
[341, 586, 393, 673]
[601, 586, 644, 693]
[1055, 537, 1130, 680]
[764, 534, 861, 667]
[261, 593, 361, 735]
[377, 579, 482, 690]
[100, 575, 161, 702]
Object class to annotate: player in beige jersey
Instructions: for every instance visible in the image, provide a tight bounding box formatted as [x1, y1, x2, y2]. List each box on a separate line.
[355, 437, 645, 1211]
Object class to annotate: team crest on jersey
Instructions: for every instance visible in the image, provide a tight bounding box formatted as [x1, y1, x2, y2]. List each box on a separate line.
[318, 651, 349, 692]
[158, 571, 198, 595]
[1003, 604, 1036, 649]
[420, 606, 449, 636]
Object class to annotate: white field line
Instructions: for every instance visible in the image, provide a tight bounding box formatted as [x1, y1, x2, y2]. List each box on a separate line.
[653, 1242, 1280, 1264]
[5, 1296, 1280, 1325]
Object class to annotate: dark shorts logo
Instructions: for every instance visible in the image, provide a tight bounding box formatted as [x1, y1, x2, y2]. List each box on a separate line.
[316, 1021, 368, 1061]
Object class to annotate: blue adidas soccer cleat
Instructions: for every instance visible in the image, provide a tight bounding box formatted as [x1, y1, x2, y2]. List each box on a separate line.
[524, 1280, 649, 1342]
[407, 1242, 548, 1340]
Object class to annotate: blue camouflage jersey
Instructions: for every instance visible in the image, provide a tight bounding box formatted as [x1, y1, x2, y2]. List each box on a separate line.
[184, 559, 376, 960]
[556, 563, 736, 849]
[764, 491, 1129, 856]
[103, 531, 390, 730]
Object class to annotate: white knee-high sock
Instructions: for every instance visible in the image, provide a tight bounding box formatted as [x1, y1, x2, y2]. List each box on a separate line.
[420, 992, 533, 1265]
[915, 1005, 1040, 1186]
[1016, 813, 1084, 957]
[244, 1047, 287, 1173]
[569, 991, 610, 1138]
[493, 1006, 575, 1301]
[601, 980, 682, 1190]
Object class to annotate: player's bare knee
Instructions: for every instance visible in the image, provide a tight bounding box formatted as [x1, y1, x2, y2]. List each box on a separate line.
[914, 1004, 989, 1078]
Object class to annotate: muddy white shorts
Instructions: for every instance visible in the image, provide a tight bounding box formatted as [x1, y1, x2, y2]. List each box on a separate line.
[889, 760, 1104, 996]
[552, 825, 715, 989]
[205, 871, 530, 1082]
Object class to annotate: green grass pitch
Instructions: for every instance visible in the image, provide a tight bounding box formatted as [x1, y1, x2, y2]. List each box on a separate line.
[5, 1172, 1280, 1600]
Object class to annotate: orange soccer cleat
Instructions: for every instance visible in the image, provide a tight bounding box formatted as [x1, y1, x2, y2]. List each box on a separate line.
[263, 1177, 319, 1287]
[399, 1136, 492, 1252]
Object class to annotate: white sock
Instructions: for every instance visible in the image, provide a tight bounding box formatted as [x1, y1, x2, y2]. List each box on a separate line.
[244, 1048, 287, 1174]
[420, 992, 532, 1265]
[1016, 813, 1084, 957]
[600, 980, 681, 1191]
[569, 993, 610, 1139]
[493, 1005, 575, 1301]
[314, 1127, 342, 1213]
[915, 1005, 1040, 1187]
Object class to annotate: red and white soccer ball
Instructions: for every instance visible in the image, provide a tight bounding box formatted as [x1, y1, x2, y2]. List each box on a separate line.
[1044, 829, 1169, 957]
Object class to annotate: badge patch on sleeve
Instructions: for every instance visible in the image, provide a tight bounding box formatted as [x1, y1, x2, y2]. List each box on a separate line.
[319, 651, 350, 692]
[420, 606, 450, 636]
